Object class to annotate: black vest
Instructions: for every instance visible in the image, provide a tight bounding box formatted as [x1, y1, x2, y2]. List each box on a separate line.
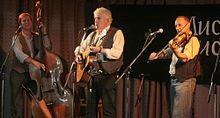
[12, 32, 39, 73]
[91, 27, 123, 74]
[175, 38, 201, 82]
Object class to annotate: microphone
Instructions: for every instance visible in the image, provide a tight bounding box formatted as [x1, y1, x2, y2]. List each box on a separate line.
[35, 1, 42, 8]
[83, 24, 96, 31]
[12, 26, 21, 47]
[149, 28, 163, 36]
[15, 26, 22, 34]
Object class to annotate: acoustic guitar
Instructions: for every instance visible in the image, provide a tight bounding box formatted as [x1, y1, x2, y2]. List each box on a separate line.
[76, 46, 123, 84]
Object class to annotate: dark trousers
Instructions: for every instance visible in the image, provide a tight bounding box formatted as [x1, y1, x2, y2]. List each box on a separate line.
[86, 73, 117, 118]
[10, 70, 25, 118]
[10, 70, 37, 118]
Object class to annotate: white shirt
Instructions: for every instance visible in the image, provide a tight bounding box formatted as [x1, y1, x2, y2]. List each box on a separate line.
[13, 34, 34, 63]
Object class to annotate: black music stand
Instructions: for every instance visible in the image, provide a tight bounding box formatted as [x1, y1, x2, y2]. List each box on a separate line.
[207, 42, 220, 118]
[134, 73, 144, 118]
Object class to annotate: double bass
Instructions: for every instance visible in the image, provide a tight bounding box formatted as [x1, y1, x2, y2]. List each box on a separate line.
[27, 1, 73, 117]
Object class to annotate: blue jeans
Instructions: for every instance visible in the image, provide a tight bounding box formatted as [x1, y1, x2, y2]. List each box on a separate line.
[170, 77, 196, 118]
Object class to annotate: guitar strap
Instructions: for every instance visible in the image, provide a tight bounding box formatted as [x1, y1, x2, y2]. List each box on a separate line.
[90, 32, 97, 46]
[90, 32, 107, 47]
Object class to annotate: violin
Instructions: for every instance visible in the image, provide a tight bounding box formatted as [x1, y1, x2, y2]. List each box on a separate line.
[172, 31, 192, 47]
[151, 31, 193, 59]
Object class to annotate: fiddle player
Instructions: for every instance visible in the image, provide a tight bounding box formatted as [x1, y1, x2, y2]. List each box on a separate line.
[74, 7, 124, 118]
[10, 12, 51, 117]
[149, 16, 201, 118]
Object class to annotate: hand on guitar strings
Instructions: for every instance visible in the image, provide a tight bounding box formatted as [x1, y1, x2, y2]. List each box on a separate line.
[90, 46, 102, 53]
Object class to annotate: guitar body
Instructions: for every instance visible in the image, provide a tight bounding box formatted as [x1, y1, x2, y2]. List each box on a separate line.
[76, 47, 91, 83]
[76, 63, 91, 83]
[75, 46, 123, 84]
[76, 47, 100, 84]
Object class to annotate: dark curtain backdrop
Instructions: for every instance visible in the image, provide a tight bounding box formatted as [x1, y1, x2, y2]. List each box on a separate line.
[1, 0, 220, 118]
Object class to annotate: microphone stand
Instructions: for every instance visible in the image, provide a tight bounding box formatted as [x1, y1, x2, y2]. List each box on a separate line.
[72, 62, 76, 118]
[115, 33, 157, 118]
[0, 35, 17, 118]
[207, 43, 220, 118]
[63, 60, 76, 118]
[64, 29, 87, 118]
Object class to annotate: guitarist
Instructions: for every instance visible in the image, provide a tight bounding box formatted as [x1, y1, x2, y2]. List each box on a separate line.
[74, 7, 125, 118]
[10, 12, 51, 118]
